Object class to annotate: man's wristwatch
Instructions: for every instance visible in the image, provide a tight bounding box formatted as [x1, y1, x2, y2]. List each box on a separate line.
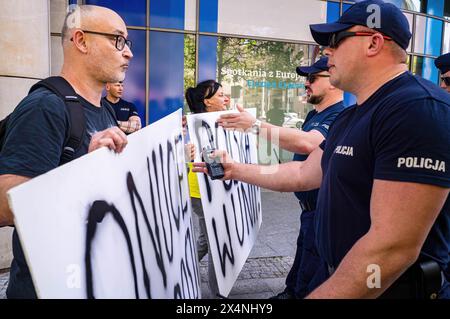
[251, 119, 262, 135]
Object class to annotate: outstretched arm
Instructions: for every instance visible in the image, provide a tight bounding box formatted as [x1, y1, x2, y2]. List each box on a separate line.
[192, 147, 323, 192]
[217, 105, 324, 154]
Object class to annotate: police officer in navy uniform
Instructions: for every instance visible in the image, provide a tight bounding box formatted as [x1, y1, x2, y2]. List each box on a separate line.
[435, 53, 450, 293]
[194, 0, 450, 298]
[284, 57, 344, 299]
[103, 81, 141, 134]
[435, 52, 450, 93]
[217, 57, 345, 298]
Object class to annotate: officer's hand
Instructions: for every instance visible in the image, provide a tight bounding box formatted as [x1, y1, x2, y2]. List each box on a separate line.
[217, 105, 255, 131]
[192, 150, 234, 180]
[88, 126, 128, 153]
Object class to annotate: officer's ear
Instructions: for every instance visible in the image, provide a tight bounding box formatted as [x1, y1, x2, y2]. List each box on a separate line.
[366, 33, 384, 57]
[105, 83, 111, 91]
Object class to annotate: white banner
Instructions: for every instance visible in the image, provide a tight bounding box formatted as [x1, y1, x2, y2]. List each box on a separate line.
[7, 110, 200, 299]
[187, 110, 262, 297]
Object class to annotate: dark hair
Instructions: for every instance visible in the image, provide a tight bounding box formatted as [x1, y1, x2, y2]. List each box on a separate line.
[185, 80, 222, 114]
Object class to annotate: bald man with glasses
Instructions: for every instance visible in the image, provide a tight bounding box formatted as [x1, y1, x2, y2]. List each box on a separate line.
[0, 5, 132, 298]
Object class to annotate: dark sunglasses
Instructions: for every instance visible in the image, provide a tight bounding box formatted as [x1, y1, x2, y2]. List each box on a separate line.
[71, 30, 132, 51]
[307, 74, 330, 84]
[329, 31, 392, 49]
[441, 76, 450, 86]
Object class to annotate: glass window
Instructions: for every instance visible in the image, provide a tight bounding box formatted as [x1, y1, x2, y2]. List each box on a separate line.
[198, 36, 219, 82]
[184, 0, 197, 31]
[85, 0, 146, 27]
[199, 0, 218, 33]
[121, 30, 146, 125]
[150, 0, 185, 30]
[198, 36, 318, 163]
[414, 15, 427, 53]
[443, 21, 450, 54]
[411, 55, 439, 84]
[149, 31, 185, 123]
[414, 15, 442, 56]
[327, 1, 340, 23]
[184, 34, 196, 112]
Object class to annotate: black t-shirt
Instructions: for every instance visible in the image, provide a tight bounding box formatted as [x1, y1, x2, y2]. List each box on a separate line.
[316, 72, 450, 295]
[0, 87, 117, 298]
[102, 97, 138, 122]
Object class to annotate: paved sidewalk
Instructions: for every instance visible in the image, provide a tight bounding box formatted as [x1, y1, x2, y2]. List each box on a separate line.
[199, 190, 299, 299]
[200, 256, 294, 299]
[0, 190, 300, 299]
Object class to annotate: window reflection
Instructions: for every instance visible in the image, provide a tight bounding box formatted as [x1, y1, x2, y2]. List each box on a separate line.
[184, 34, 196, 113]
[443, 21, 450, 54]
[209, 37, 319, 163]
[411, 56, 439, 84]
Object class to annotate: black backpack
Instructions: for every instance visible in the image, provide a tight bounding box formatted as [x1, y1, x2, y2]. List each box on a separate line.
[0, 76, 117, 165]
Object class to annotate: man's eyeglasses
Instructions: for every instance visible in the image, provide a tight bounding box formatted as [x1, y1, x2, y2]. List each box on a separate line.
[307, 74, 330, 84]
[71, 30, 132, 51]
[441, 76, 450, 86]
[329, 31, 392, 49]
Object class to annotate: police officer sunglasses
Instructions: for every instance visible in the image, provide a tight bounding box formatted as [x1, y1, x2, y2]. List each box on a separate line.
[307, 74, 330, 84]
[329, 31, 393, 49]
[71, 30, 132, 51]
[441, 76, 450, 86]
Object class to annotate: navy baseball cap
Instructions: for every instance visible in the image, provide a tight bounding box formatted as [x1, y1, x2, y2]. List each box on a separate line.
[435, 52, 450, 74]
[310, 0, 411, 50]
[296, 56, 329, 76]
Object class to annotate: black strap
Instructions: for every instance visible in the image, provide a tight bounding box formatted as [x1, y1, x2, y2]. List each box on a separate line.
[101, 98, 119, 124]
[29, 76, 86, 164]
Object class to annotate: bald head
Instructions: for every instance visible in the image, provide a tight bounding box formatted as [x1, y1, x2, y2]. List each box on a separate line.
[61, 5, 126, 45]
[59, 4, 132, 90]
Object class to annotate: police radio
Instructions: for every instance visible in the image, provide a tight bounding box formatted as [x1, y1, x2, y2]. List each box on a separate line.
[202, 146, 225, 180]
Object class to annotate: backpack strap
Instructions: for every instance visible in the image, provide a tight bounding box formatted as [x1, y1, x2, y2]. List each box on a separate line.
[29, 76, 86, 165]
[101, 98, 119, 125]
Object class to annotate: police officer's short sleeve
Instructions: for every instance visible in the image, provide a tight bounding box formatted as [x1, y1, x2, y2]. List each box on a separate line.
[312, 112, 339, 138]
[0, 91, 68, 178]
[373, 99, 450, 188]
[129, 102, 139, 117]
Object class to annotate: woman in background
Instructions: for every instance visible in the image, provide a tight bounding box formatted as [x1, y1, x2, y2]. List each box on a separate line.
[185, 80, 229, 298]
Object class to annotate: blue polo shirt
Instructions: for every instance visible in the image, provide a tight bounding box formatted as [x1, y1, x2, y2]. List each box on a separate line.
[293, 101, 344, 204]
[315, 72, 450, 292]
